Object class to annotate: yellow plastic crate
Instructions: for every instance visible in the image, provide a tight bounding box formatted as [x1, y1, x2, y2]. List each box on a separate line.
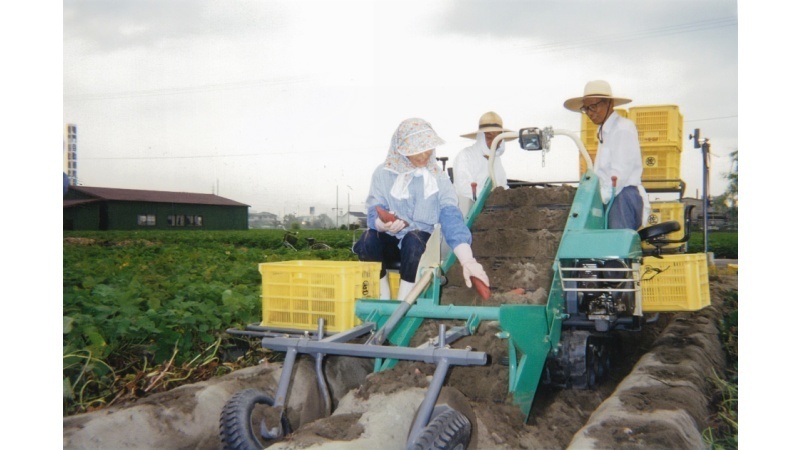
[388, 271, 400, 298]
[629, 105, 684, 150]
[641, 179, 684, 192]
[642, 201, 685, 251]
[641, 144, 682, 186]
[259, 260, 381, 332]
[641, 253, 710, 312]
[578, 147, 597, 176]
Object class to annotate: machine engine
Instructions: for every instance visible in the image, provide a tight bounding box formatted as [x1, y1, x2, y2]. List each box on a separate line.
[561, 258, 641, 332]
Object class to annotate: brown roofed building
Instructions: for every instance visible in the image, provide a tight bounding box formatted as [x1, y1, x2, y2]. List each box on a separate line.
[63, 185, 249, 230]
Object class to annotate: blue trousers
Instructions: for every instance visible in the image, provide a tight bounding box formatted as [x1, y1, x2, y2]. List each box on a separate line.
[352, 229, 431, 282]
[607, 186, 644, 230]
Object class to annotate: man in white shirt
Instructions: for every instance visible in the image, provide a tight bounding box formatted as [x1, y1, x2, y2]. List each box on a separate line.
[453, 111, 517, 216]
[564, 80, 650, 229]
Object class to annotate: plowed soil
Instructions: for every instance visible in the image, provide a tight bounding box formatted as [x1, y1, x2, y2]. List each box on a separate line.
[264, 185, 735, 450]
[63, 185, 736, 450]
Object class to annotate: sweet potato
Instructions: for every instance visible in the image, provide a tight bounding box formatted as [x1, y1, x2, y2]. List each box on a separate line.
[471, 276, 491, 300]
[375, 206, 409, 226]
[375, 205, 397, 223]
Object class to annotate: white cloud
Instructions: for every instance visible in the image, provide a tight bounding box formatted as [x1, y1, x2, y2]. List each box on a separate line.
[63, 0, 738, 214]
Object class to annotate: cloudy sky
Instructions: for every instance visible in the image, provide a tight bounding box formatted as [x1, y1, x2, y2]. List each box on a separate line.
[61, 0, 739, 218]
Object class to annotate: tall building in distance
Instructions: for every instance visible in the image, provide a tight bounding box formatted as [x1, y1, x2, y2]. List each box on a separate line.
[65, 124, 77, 186]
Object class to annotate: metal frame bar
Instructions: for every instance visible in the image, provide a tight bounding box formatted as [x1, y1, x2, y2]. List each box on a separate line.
[558, 264, 642, 294]
[259, 318, 487, 448]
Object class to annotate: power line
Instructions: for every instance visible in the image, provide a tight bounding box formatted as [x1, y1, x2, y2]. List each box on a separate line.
[81, 147, 376, 161]
[515, 17, 737, 55]
[685, 115, 737, 123]
[65, 75, 312, 102]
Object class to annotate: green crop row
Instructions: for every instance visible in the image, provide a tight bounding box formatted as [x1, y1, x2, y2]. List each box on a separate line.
[63, 229, 360, 414]
[63, 227, 737, 415]
[686, 231, 738, 259]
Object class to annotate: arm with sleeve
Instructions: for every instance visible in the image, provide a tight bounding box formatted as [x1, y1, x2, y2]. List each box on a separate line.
[595, 114, 643, 204]
[364, 165, 390, 230]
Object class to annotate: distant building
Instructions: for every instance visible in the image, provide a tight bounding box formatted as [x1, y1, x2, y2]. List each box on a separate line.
[680, 197, 705, 224]
[680, 197, 734, 230]
[249, 211, 279, 229]
[63, 186, 249, 230]
[346, 211, 367, 228]
[65, 124, 78, 186]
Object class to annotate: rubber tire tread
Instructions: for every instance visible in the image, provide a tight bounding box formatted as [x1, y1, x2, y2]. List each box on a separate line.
[409, 406, 472, 450]
[219, 388, 291, 450]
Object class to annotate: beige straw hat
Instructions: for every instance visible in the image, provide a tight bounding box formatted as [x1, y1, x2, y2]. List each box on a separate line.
[563, 80, 632, 112]
[460, 111, 516, 140]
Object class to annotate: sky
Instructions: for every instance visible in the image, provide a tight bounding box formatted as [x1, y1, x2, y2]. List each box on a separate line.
[12, 1, 792, 444]
[61, 0, 740, 219]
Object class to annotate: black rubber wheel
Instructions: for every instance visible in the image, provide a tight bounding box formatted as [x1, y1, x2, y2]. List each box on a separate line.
[586, 349, 597, 388]
[408, 405, 472, 450]
[311, 243, 331, 250]
[219, 388, 292, 450]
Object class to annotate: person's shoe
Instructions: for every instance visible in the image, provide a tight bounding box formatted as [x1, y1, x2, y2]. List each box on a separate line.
[397, 280, 415, 301]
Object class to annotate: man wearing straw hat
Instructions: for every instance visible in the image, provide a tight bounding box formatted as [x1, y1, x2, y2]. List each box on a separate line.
[453, 111, 517, 216]
[564, 80, 650, 230]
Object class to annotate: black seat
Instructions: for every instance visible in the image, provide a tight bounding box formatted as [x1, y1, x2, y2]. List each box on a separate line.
[638, 204, 696, 257]
[638, 221, 681, 242]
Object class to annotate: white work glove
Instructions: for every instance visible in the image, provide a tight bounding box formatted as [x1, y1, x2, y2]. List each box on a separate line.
[453, 243, 489, 288]
[375, 217, 407, 234]
[387, 218, 406, 234]
[375, 217, 391, 233]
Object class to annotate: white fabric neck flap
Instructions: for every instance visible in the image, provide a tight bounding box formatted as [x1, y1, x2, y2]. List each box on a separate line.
[390, 168, 439, 200]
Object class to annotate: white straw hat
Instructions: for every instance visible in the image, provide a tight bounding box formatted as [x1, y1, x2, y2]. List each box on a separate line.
[563, 80, 632, 112]
[460, 111, 516, 140]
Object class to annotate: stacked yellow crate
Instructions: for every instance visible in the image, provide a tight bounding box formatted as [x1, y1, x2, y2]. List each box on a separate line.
[642, 201, 686, 252]
[628, 105, 684, 191]
[579, 105, 684, 194]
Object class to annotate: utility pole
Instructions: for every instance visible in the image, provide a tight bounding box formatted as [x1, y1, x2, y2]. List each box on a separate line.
[335, 185, 339, 229]
[690, 129, 710, 254]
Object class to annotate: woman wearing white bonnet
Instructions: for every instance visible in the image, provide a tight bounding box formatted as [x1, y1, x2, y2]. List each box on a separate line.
[353, 118, 490, 300]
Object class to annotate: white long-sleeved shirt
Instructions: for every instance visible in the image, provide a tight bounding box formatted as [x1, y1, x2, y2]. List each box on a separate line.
[453, 139, 508, 201]
[364, 164, 472, 250]
[594, 111, 651, 222]
[594, 112, 644, 203]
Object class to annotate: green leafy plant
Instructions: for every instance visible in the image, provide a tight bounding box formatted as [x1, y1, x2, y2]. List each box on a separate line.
[703, 288, 738, 449]
[687, 231, 738, 259]
[63, 229, 358, 415]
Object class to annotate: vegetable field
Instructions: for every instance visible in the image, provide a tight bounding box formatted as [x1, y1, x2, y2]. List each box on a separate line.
[62, 229, 359, 415]
[63, 228, 736, 417]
